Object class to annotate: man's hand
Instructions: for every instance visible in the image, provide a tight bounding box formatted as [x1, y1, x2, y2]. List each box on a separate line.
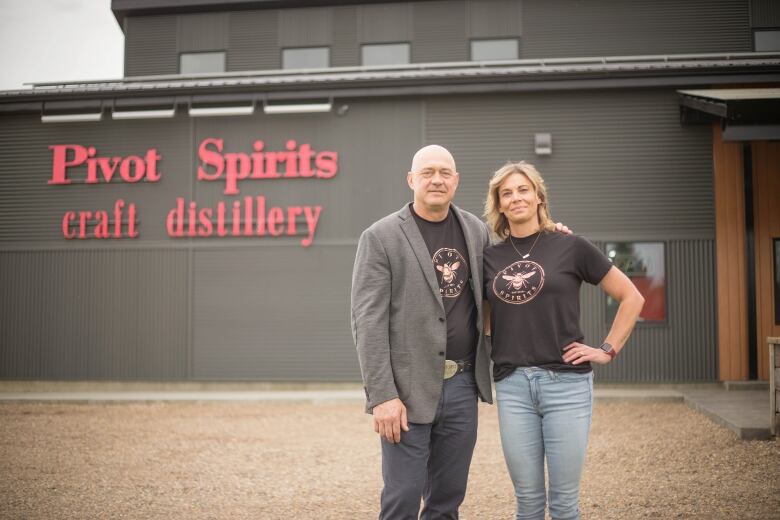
[562, 341, 612, 365]
[372, 398, 409, 444]
[554, 222, 572, 235]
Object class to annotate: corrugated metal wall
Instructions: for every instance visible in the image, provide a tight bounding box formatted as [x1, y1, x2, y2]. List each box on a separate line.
[522, 0, 751, 58]
[0, 99, 422, 381]
[124, 0, 752, 77]
[751, 0, 780, 27]
[581, 240, 718, 382]
[425, 89, 718, 382]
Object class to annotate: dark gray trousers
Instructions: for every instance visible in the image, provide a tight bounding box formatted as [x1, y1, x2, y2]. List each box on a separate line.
[379, 371, 479, 520]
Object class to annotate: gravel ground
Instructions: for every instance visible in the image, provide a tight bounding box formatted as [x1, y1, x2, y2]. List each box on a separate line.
[1, 400, 778, 519]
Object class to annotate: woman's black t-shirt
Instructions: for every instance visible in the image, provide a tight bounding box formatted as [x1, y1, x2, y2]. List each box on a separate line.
[483, 231, 612, 381]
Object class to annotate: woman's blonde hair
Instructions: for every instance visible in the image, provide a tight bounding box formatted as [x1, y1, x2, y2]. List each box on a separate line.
[484, 161, 555, 240]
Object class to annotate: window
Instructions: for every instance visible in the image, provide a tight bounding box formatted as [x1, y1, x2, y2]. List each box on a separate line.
[179, 52, 226, 74]
[470, 39, 519, 61]
[362, 43, 410, 66]
[775, 239, 780, 325]
[605, 242, 666, 323]
[755, 30, 780, 52]
[282, 47, 329, 70]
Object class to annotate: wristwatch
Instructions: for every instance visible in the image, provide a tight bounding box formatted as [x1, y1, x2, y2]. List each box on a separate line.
[599, 342, 617, 360]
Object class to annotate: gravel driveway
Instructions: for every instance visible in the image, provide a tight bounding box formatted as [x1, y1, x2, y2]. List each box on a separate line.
[1, 400, 778, 519]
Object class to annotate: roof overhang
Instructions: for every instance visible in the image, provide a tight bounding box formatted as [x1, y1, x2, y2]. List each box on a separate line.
[2, 53, 780, 116]
[679, 87, 780, 140]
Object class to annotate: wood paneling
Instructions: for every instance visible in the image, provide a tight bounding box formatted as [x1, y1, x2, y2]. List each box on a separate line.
[713, 124, 749, 381]
[752, 141, 780, 381]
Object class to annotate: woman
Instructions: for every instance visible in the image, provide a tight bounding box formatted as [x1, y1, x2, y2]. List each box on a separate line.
[482, 162, 644, 520]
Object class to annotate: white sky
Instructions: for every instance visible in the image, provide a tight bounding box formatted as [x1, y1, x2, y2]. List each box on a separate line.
[0, 0, 124, 91]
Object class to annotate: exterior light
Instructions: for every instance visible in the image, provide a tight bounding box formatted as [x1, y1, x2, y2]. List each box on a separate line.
[112, 108, 176, 120]
[263, 102, 332, 114]
[41, 112, 103, 123]
[188, 105, 255, 117]
[535, 133, 552, 155]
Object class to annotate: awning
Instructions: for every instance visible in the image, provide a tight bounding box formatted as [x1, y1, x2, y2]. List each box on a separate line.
[679, 87, 780, 140]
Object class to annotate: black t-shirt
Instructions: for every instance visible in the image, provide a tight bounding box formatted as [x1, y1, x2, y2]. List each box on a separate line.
[483, 231, 612, 380]
[411, 204, 477, 361]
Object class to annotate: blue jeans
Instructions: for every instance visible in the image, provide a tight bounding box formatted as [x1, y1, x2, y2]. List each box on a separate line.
[496, 367, 594, 520]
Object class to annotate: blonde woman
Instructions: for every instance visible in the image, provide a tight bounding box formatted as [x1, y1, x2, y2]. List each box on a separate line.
[482, 162, 644, 520]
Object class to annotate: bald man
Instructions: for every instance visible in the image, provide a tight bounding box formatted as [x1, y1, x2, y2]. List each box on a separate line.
[351, 145, 493, 519]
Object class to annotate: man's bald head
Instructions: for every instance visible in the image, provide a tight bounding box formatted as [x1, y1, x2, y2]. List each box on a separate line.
[410, 145, 457, 174]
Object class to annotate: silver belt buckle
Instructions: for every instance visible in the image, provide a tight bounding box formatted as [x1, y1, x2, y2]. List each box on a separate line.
[443, 359, 458, 380]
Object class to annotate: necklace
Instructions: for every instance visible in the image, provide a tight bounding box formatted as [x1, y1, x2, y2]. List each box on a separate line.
[510, 231, 541, 259]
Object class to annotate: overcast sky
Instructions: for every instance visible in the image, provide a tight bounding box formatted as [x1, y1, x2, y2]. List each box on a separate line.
[0, 0, 123, 91]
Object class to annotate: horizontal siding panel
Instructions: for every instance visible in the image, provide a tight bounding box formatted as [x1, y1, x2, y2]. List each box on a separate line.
[279, 6, 332, 48]
[521, 0, 751, 58]
[751, 0, 780, 27]
[425, 90, 714, 240]
[178, 12, 228, 52]
[192, 245, 359, 380]
[125, 15, 178, 76]
[467, 0, 522, 38]
[331, 6, 359, 67]
[0, 249, 189, 380]
[359, 3, 412, 43]
[227, 10, 279, 71]
[412, 1, 469, 63]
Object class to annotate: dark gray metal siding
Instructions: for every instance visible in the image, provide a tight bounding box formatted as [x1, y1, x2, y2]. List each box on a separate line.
[466, 0, 522, 39]
[359, 3, 412, 44]
[0, 99, 422, 381]
[582, 240, 718, 382]
[425, 90, 714, 240]
[412, 1, 468, 63]
[522, 0, 751, 58]
[227, 10, 279, 71]
[0, 249, 189, 380]
[125, 15, 178, 76]
[279, 6, 332, 47]
[331, 6, 359, 67]
[425, 90, 717, 382]
[751, 0, 780, 28]
[178, 12, 229, 52]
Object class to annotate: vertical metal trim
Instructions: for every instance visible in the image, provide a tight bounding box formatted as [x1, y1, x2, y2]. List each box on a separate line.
[743, 142, 758, 379]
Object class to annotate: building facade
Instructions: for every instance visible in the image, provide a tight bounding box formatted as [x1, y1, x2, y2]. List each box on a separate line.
[1, 0, 778, 383]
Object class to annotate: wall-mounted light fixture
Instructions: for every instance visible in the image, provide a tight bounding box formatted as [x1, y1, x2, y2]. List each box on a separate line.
[41, 112, 103, 123]
[188, 105, 255, 117]
[535, 133, 552, 155]
[112, 108, 176, 120]
[263, 101, 332, 115]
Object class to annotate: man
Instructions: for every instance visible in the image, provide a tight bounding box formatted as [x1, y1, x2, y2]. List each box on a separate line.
[351, 145, 492, 519]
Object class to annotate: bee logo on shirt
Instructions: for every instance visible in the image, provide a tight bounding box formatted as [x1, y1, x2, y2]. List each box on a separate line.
[432, 248, 468, 298]
[493, 260, 545, 304]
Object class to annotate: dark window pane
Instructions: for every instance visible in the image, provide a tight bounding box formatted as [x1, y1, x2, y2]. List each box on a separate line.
[362, 43, 410, 66]
[180, 52, 225, 74]
[282, 47, 329, 70]
[605, 242, 666, 323]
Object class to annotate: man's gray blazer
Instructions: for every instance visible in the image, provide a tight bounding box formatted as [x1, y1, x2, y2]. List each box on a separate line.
[351, 203, 493, 424]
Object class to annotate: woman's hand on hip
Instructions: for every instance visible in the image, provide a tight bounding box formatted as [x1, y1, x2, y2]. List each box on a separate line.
[562, 341, 612, 365]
